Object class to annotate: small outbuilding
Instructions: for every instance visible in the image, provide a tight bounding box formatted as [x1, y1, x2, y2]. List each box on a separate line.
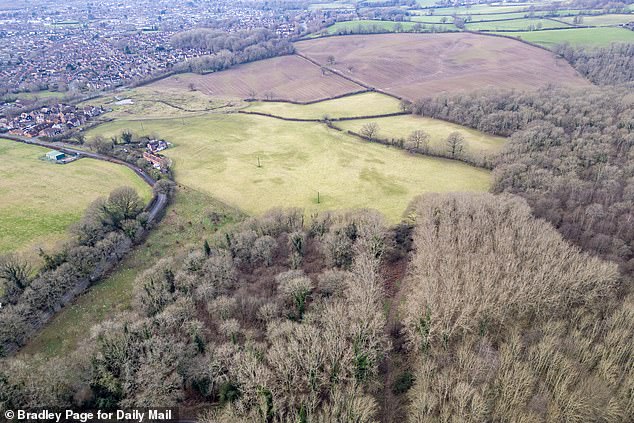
[46, 150, 66, 161]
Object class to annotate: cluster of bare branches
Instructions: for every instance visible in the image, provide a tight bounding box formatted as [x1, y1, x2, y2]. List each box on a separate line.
[401, 193, 631, 422]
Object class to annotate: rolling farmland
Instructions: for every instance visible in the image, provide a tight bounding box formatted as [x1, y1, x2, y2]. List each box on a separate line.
[154, 54, 364, 103]
[314, 19, 457, 36]
[465, 18, 572, 31]
[85, 113, 493, 222]
[559, 13, 634, 26]
[295, 33, 589, 100]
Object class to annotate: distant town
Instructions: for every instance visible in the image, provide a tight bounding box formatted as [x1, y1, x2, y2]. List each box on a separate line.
[0, 0, 340, 111]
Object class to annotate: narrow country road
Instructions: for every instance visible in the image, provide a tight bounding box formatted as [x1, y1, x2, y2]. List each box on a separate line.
[2, 134, 168, 223]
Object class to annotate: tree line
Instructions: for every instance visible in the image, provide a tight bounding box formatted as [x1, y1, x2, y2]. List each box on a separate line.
[170, 28, 295, 74]
[0, 185, 174, 356]
[555, 43, 634, 85]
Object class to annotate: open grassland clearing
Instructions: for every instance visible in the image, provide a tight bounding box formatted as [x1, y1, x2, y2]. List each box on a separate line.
[21, 186, 243, 357]
[457, 12, 539, 21]
[83, 84, 242, 120]
[245, 92, 401, 119]
[466, 17, 572, 30]
[414, 0, 442, 7]
[560, 13, 634, 26]
[153, 55, 364, 103]
[0, 138, 151, 257]
[295, 33, 589, 100]
[334, 114, 507, 156]
[410, 14, 460, 23]
[497, 26, 634, 47]
[86, 113, 492, 222]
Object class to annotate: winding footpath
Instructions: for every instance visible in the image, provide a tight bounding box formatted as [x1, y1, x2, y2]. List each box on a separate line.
[1, 134, 168, 222]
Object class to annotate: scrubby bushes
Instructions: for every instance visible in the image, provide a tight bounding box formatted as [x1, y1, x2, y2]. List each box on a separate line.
[5, 208, 389, 419]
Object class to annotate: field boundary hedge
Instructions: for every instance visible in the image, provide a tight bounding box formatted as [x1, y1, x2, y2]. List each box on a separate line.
[476, 24, 594, 33]
[236, 110, 408, 122]
[298, 26, 459, 42]
[463, 30, 556, 53]
[294, 53, 405, 101]
[337, 127, 492, 169]
[243, 88, 371, 105]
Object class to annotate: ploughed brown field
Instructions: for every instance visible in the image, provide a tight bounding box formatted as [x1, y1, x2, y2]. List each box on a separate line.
[295, 33, 590, 100]
[155, 54, 364, 103]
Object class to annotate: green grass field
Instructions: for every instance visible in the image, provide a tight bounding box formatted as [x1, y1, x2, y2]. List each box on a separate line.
[315, 20, 456, 36]
[495, 27, 634, 47]
[13, 90, 68, 101]
[246, 92, 401, 119]
[466, 18, 572, 31]
[21, 186, 243, 357]
[334, 115, 507, 156]
[308, 2, 354, 10]
[560, 13, 634, 26]
[0, 139, 152, 256]
[410, 14, 459, 24]
[86, 113, 492, 222]
[431, 4, 531, 15]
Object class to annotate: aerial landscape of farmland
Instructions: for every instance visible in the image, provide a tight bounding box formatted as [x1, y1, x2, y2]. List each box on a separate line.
[2, 0, 634, 421]
[295, 33, 590, 99]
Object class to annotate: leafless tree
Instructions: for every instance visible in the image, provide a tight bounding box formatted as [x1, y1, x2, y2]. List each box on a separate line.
[360, 122, 379, 139]
[446, 131, 465, 158]
[407, 129, 430, 152]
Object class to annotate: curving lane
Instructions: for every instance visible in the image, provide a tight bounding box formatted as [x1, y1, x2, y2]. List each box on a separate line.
[1, 134, 168, 223]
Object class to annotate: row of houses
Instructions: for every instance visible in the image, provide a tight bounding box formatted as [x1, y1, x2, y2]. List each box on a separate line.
[0, 104, 104, 138]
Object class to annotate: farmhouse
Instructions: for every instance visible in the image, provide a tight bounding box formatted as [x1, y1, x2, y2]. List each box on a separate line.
[146, 139, 168, 153]
[46, 150, 65, 161]
[143, 151, 169, 170]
